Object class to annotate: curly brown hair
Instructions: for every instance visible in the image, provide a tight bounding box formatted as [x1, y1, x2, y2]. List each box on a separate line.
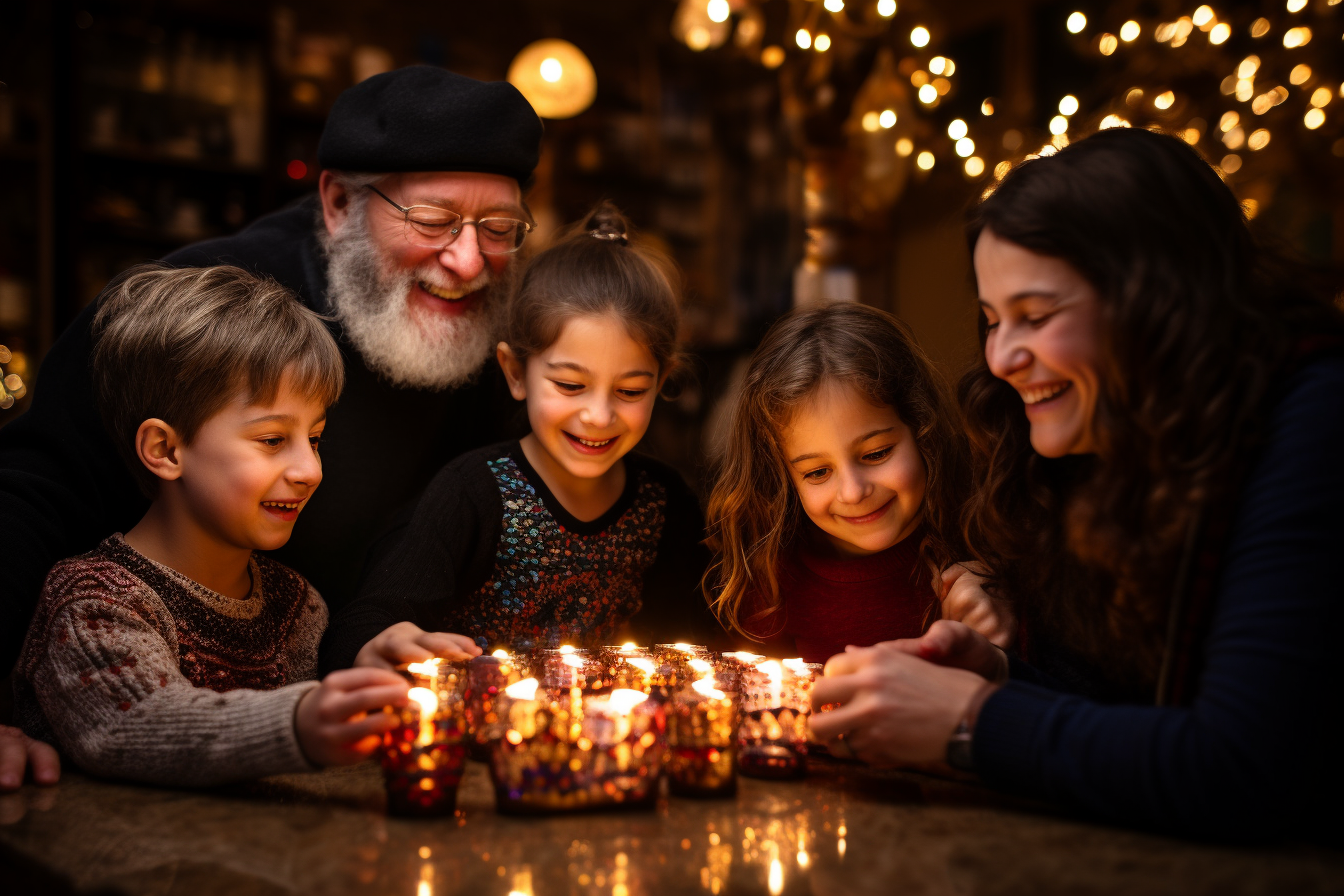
[704, 302, 970, 640]
[960, 128, 1344, 690]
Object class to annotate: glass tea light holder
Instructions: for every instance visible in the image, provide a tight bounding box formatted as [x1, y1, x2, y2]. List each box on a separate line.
[380, 658, 469, 817]
[651, 643, 712, 689]
[736, 658, 820, 779]
[464, 649, 531, 761]
[666, 671, 739, 797]
[488, 676, 667, 814]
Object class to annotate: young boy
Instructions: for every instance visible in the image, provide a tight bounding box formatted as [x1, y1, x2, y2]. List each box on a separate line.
[11, 265, 412, 786]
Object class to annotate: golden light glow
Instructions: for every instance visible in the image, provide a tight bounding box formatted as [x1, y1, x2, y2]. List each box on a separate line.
[955, 137, 975, 157]
[1239, 55, 1261, 79]
[504, 677, 540, 700]
[1052, 133, 1070, 149]
[916, 150, 935, 170]
[1250, 18, 1271, 38]
[1058, 95, 1079, 116]
[932, 77, 951, 95]
[824, 0, 845, 11]
[918, 83, 937, 104]
[1182, 128, 1200, 145]
[1311, 86, 1332, 107]
[947, 118, 968, 139]
[878, 0, 897, 18]
[761, 45, 785, 68]
[1099, 34, 1118, 55]
[964, 156, 985, 177]
[707, 0, 731, 24]
[895, 137, 914, 156]
[407, 658, 441, 677]
[1252, 93, 1274, 115]
[1287, 0, 1307, 11]
[1305, 108, 1326, 129]
[1049, 115, 1068, 135]
[929, 56, 954, 76]
[1247, 128, 1270, 150]
[1120, 20, 1141, 42]
[1066, 12, 1087, 34]
[1236, 79, 1254, 102]
[1126, 87, 1144, 105]
[910, 70, 929, 87]
[1223, 126, 1245, 149]
[1210, 23, 1230, 44]
[1154, 90, 1176, 110]
[1038, 144, 1058, 156]
[1243, 198, 1260, 218]
[815, 34, 832, 52]
[1221, 153, 1242, 173]
[408, 687, 438, 746]
[795, 28, 812, 50]
[1290, 64, 1312, 85]
[768, 858, 784, 895]
[1220, 111, 1240, 132]
[910, 26, 930, 47]
[879, 108, 897, 128]
[1193, 6, 1215, 28]
[1100, 114, 1131, 129]
[508, 40, 597, 119]
[862, 111, 881, 132]
[691, 676, 726, 699]
[1171, 17, 1195, 47]
[625, 657, 655, 674]
[981, 98, 995, 115]
[994, 160, 1012, 179]
[1282, 27, 1311, 48]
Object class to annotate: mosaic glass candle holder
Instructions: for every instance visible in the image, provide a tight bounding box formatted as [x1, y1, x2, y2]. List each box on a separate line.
[488, 677, 667, 814]
[666, 673, 739, 797]
[464, 650, 531, 761]
[736, 658, 819, 780]
[651, 643, 712, 689]
[380, 658, 469, 817]
[592, 644, 657, 693]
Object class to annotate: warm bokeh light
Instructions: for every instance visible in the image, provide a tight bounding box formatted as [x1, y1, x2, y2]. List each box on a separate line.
[947, 118, 968, 139]
[862, 111, 880, 132]
[815, 34, 832, 52]
[286, 159, 307, 180]
[1247, 128, 1270, 150]
[916, 150, 935, 170]
[824, 0, 845, 12]
[995, 160, 1012, 179]
[1304, 108, 1326, 129]
[1154, 90, 1175, 110]
[1236, 79, 1254, 102]
[1286, 0, 1307, 11]
[1126, 87, 1144, 105]
[508, 39, 597, 119]
[877, 0, 897, 18]
[1120, 20, 1141, 41]
[1058, 95, 1079, 116]
[933, 77, 951, 95]
[1223, 126, 1245, 149]
[964, 156, 985, 177]
[1182, 128, 1200, 145]
[1219, 110, 1240, 132]
[1049, 115, 1068, 135]
[1282, 27, 1311, 48]
[1066, 12, 1087, 34]
[539, 58, 562, 83]
[929, 56, 947, 75]
[707, 0, 730, 24]
[1311, 86, 1332, 107]
[879, 109, 897, 128]
[1221, 153, 1242, 173]
[910, 26, 930, 47]
[917, 83, 937, 104]
[955, 137, 975, 157]
[1290, 64, 1312, 85]
[1239, 56, 1261, 79]
[761, 45, 785, 68]
[796, 28, 812, 49]
[1193, 6, 1214, 28]
[1209, 23, 1230, 44]
[895, 137, 914, 156]
[1099, 34, 1118, 55]
[1100, 114, 1131, 128]
[1250, 18, 1271, 38]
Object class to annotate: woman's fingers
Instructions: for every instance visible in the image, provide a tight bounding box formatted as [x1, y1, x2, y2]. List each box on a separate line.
[25, 738, 60, 786]
[808, 691, 873, 742]
[417, 631, 480, 660]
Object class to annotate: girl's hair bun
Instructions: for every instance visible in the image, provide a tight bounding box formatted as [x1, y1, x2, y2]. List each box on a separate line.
[584, 200, 629, 245]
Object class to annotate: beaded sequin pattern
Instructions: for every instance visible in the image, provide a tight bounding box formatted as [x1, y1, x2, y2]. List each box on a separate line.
[451, 455, 667, 650]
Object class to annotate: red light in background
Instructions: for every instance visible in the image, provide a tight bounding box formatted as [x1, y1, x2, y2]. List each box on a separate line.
[286, 160, 308, 180]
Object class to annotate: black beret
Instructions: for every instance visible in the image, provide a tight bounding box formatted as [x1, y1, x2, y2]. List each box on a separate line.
[318, 66, 542, 183]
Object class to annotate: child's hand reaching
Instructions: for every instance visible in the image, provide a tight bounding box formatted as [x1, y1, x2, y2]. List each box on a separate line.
[295, 667, 411, 767]
[354, 621, 482, 671]
[938, 562, 1017, 649]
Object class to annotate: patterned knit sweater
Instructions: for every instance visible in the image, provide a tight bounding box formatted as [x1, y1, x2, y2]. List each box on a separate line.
[13, 534, 326, 787]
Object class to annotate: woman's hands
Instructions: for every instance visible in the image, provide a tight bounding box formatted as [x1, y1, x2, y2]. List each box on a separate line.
[294, 667, 410, 767]
[939, 562, 1016, 649]
[888, 619, 1010, 683]
[354, 621, 482, 671]
[0, 726, 60, 792]
[809, 643, 991, 768]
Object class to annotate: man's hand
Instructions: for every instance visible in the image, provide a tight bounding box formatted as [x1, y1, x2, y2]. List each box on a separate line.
[938, 562, 1017, 649]
[353, 621, 481, 671]
[809, 645, 991, 768]
[295, 667, 411, 768]
[880, 620, 1010, 683]
[0, 725, 60, 792]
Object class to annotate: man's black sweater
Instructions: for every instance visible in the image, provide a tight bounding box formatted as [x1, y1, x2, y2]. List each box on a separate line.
[0, 199, 514, 673]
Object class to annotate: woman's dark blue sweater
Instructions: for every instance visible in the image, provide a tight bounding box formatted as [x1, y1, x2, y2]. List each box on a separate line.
[973, 355, 1344, 840]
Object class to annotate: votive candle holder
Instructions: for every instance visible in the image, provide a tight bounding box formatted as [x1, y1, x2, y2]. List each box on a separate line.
[736, 658, 820, 779]
[666, 673, 738, 797]
[380, 658, 469, 817]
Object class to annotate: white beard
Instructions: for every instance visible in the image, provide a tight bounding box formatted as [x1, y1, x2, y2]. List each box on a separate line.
[322, 207, 500, 391]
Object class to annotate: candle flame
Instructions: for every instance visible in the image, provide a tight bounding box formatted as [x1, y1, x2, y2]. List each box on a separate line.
[671, 642, 699, 653]
[505, 677, 540, 700]
[605, 689, 650, 714]
[407, 658, 441, 677]
[723, 651, 764, 663]
[688, 658, 713, 674]
[768, 857, 784, 895]
[491, 648, 510, 659]
[781, 658, 810, 675]
[757, 659, 783, 682]
[691, 676, 725, 700]
[625, 657, 656, 674]
[620, 641, 638, 651]
[558, 644, 577, 654]
[407, 687, 438, 746]
[561, 654, 586, 668]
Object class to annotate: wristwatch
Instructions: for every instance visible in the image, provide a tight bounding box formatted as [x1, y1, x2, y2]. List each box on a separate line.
[945, 720, 975, 772]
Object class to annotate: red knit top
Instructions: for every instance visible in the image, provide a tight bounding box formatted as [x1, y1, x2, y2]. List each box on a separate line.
[748, 530, 937, 665]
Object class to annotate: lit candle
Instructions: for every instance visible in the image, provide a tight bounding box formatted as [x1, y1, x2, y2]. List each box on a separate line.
[667, 673, 738, 797]
[736, 657, 815, 779]
[380, 659, 469, 816]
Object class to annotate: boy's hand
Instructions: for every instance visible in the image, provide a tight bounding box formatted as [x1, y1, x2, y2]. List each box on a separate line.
[938, 562, 1017, 649]
[0, 726, 60, 792]
[295, 667, 410, 768]
[354, 621, 481, 671]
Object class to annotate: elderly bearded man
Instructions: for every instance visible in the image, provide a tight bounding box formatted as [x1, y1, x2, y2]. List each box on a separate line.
[0, 67, 542, 788]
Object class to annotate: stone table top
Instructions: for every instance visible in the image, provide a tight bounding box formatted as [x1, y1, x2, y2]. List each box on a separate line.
[2, 757, 1341, 895]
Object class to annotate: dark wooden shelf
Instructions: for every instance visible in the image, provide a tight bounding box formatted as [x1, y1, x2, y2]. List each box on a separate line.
[82, 145, 265, 176]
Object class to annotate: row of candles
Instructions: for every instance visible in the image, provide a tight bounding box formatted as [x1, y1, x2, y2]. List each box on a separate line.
[379, 644, 824, 817]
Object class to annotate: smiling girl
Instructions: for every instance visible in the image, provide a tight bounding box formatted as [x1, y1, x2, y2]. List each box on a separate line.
[324, 203, 723, 668]
[704, 303, 1013, 665]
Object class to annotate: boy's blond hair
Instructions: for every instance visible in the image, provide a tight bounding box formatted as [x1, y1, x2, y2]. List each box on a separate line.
[91, 264, 345, 496]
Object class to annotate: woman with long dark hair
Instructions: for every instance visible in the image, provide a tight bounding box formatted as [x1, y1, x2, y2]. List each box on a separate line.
[810, 127, 1344, 840]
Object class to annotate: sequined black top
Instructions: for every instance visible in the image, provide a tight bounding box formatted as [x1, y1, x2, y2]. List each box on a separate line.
[320, 441, 723, 669]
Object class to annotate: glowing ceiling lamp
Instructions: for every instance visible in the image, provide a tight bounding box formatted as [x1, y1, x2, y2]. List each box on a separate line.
[507, 40, 597, 119]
